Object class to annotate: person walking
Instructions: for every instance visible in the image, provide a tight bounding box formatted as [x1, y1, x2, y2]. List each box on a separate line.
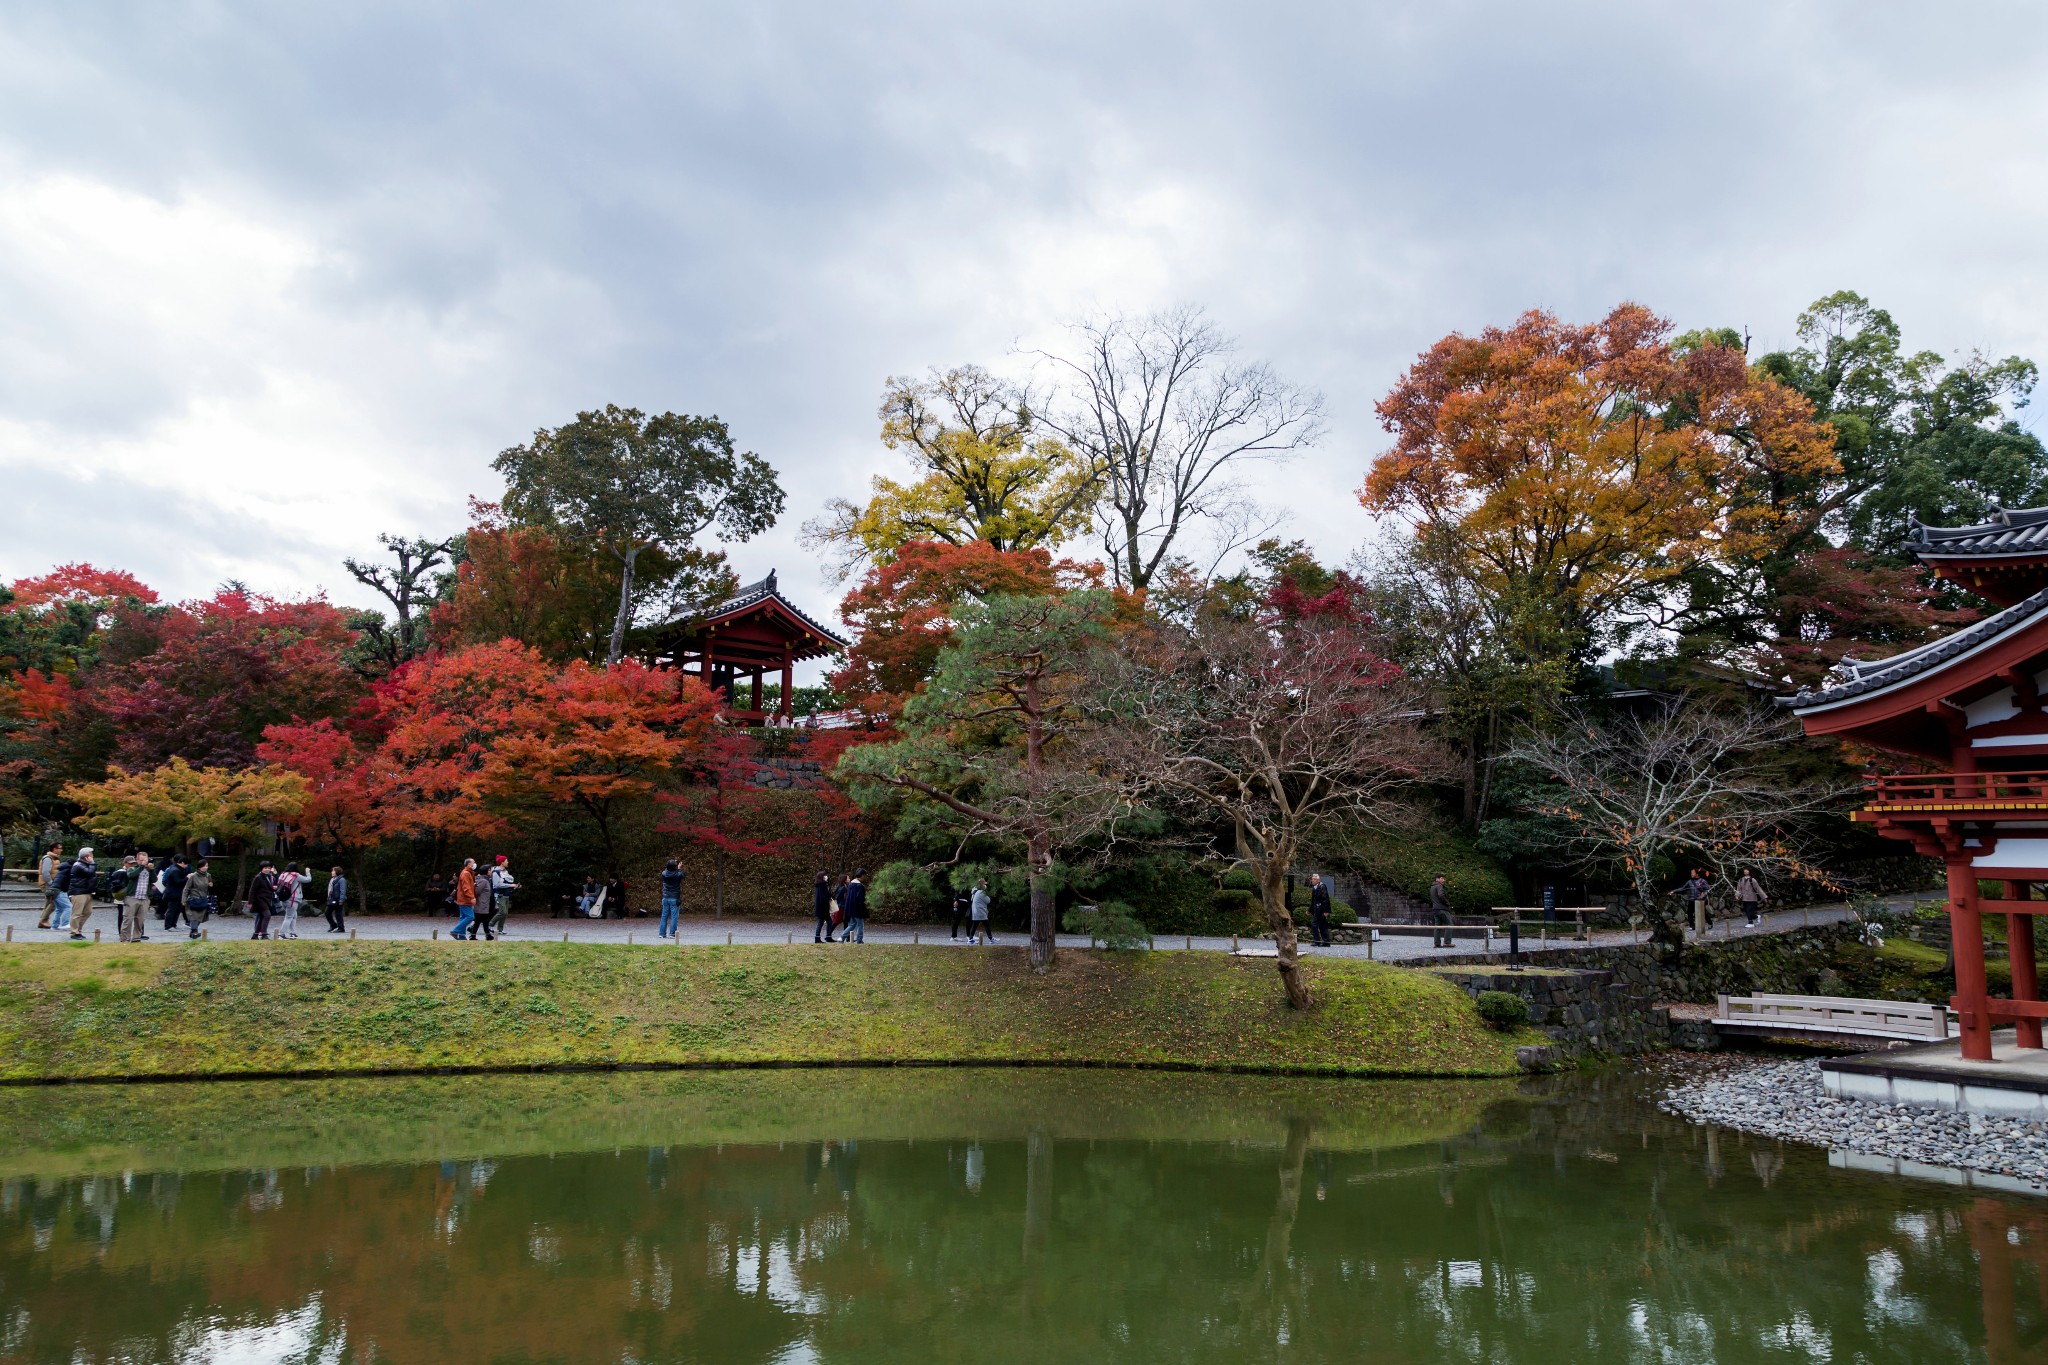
[843, 869, 868, 944]
[484, 856, 519, 939]
[325, 867, 348, 933]
[181, 861, 215, 938]
[63, 848, 99, 940]
[969, 879, 991, 944]
[275, 862, 306, 939]
[119, 852, 155, 942]
[950, 888, 969, 940]
[812, 871, 833, 943]
[35, 843, 63, 929]
[1734, 869, 1767, 930]
[1429, 874, 1454, 948]
[249, 859, 279, 939]
[452, 859, 479, 940]
[658, 859, 685, 940]
[1308, 873, 1333, 949]
[161, 855, 190, 932]
[1683, 870, 1712, 939]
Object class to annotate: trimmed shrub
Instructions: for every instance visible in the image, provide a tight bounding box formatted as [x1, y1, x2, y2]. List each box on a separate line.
[1063, 901, 1153, 951]
[1474, 991, 1530, 1030]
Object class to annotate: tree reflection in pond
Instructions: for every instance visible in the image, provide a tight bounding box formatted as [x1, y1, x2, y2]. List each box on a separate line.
[0, 1068, 2039, 1363]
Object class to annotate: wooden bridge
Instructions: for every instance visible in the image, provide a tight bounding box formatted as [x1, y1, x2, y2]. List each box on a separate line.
[1715, 993, 1950, 1044]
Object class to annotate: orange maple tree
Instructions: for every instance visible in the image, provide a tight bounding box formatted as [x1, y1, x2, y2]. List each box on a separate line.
[830, 539, 1099, 716]
[486, 658, 719, 870]
[1362, 303, 1839, 651]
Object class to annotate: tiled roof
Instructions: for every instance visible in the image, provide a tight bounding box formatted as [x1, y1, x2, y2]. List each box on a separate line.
[689, 570, 849, 647]
[1908, 505, 2048, 558]
[1786, 583, 2048, 711]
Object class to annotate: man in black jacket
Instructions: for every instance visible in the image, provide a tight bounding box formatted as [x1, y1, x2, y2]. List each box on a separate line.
[325, 867, 349, 933]
[160, 856, 190, 932]
[249, 860, 279, 939]
[64, 849, 99, 940]
[843, 870, 868, 945]
[1429, 874, 1454, 948]
[1308, 873, 1333, 948]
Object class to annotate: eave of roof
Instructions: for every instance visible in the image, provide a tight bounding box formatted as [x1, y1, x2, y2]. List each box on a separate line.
[1785, 583, 2048, 713]
[663, 574, 849, 649]
[1907, 505, 2048, 559]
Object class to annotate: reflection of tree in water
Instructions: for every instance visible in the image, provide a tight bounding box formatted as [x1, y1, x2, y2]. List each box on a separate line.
[0, 1076, 2038, 1363]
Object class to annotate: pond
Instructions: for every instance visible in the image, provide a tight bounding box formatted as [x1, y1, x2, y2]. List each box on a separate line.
[0, 1065, 2039, 1363]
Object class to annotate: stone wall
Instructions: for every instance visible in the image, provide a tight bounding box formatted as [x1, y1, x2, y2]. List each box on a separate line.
[743, 756, 833, 790]
[1432, 923, 1863, 1005]
[1435, 968, 1674, 1058]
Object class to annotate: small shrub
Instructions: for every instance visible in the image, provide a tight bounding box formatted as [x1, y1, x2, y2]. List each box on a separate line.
[1474, 990, 1529, 1030]
[1063, 901, 1153, 951]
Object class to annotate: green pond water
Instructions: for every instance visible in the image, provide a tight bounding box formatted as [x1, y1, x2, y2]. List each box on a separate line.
[0, 1066, 2040, 1364]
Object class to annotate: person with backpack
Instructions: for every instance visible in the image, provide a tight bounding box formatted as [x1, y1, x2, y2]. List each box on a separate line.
[843, 869, 868, 945]
[812, 871, 833, 943]
[483, 856, 519, 939]
[63, 848, 98, 940]
[325, 867, 348, 933]
[274, 862, 306, 939]
[249, 860, 279, 939]
[658, 859, 685, 939]
[453, 859, 479, 939]
[161, 855, 190, 932]
[1734, 869, 1768, 930]
[35, 843, 63, 929]
[181, 861, 215, 938]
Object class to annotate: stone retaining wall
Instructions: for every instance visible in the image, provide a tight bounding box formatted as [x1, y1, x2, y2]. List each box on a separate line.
[1434, 968, 1675, 1058]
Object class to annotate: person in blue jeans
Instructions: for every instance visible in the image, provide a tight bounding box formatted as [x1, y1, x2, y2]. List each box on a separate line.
[843, 869, 868, 944]
[659, 859, 685, 939]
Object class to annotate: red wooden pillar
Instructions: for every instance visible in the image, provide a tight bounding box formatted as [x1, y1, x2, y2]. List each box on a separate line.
[2007, 880, 2043, 1049]
[780, 657, 794, 719]
[750, 670, 763, 713]
[1952, 858, 1994, 1060]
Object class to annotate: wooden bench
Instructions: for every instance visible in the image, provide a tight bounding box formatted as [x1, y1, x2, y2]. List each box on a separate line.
[1715, 993, 1949, 1041]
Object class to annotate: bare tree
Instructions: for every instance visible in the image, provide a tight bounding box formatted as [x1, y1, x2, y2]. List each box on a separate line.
[1036, 306, 1324, 590]
[1079, 583, 1444, 1009]
[1506, 704, 1852, 947]
[345, 533, 456, 672]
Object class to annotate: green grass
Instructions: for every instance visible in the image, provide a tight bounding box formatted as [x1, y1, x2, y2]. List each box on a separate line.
[0, 940, 1536, 1083]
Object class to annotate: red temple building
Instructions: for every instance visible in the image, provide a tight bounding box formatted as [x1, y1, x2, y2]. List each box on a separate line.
[651, 570, 847, 725]
[1791, 507, 2048, 1064]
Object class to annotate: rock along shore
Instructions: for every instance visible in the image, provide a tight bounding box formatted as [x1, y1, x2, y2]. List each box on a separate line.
[1659, 1055, 2048, 1185]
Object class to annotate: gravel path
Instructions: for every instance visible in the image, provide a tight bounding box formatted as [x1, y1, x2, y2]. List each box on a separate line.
[1659, 1055, 2048, 1184]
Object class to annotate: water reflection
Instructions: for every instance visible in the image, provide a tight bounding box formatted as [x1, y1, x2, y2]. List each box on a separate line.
[0, 1069, 2039, 1363]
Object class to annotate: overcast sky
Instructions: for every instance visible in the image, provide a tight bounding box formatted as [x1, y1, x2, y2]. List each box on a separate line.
[4, 2, 2046, 670]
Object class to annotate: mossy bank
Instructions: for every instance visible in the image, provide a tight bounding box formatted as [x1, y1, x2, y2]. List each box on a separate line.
[0, 940, 1535, 1083]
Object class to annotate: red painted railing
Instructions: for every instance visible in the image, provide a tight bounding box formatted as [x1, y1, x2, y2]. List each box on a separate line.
[1865, 771, 2048, 806]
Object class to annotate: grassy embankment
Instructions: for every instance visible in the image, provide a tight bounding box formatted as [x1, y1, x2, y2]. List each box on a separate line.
[0, 939, 1537, 1084]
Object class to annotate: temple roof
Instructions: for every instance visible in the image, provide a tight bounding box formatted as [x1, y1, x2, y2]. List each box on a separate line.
[1788, 581, 2048, 712]
[1907, 505, 2048, 559]
[655, 569, 849, 662]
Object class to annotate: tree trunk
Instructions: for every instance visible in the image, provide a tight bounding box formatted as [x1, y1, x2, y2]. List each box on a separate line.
[1027, 835, 1056, 970]
[234, 846, 250, 912]
[1259, 859, 1311, 1010]
[714, 849, 726, 917]
[606, 545, 641, 667]
[1461, 737, 1481, 829]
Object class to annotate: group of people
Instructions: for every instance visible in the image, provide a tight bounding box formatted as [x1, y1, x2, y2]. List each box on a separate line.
[812, 870, 870, 943]
[449, 856, 520, 940]
[1682, 868, 1770, 936]
[35, 842, 227, 940]
[947, 881, 994, 943]
[245, 860, 349, 939]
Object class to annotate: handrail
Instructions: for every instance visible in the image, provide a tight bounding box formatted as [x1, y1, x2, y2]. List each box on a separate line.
[1864, 771, 2048, 804]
